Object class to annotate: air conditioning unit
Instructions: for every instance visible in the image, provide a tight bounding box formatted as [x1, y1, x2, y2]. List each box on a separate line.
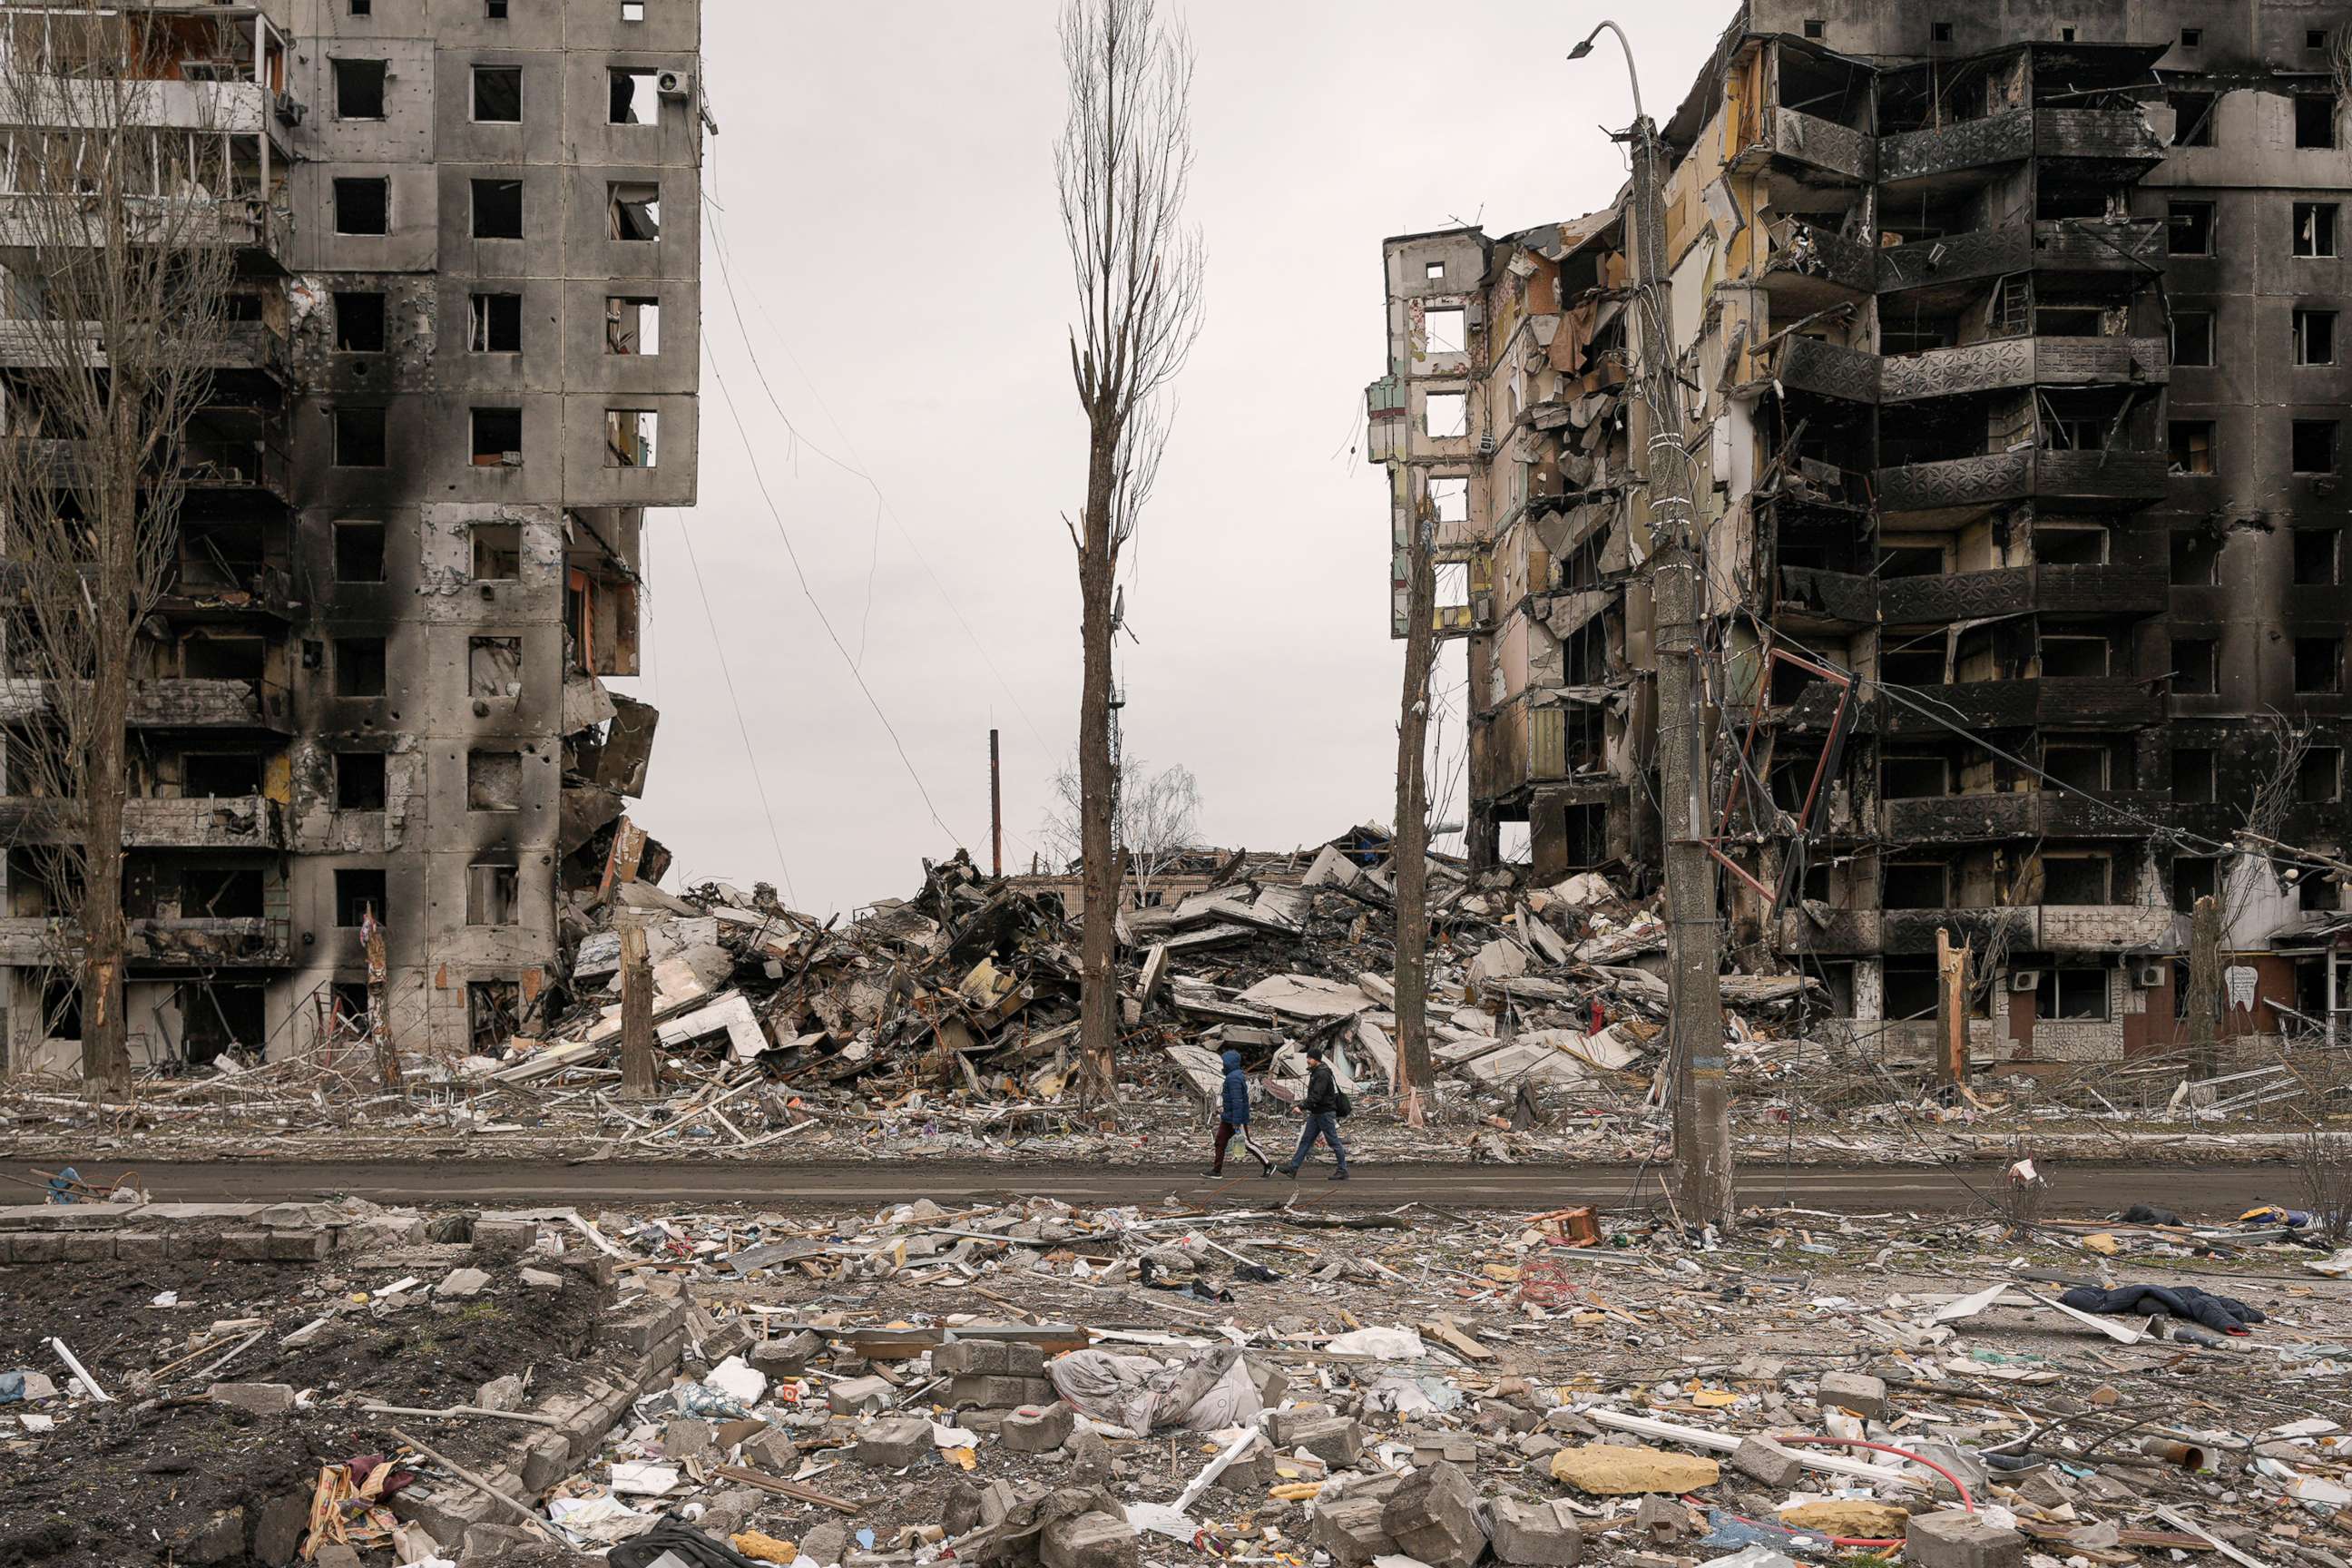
[2133, 963, 2167, 989]
[274, 93, 306, 127]
[2008, 969, 2042, 992]
[656, 70, 694, 100]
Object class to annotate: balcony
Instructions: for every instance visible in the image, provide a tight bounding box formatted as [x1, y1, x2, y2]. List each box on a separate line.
[1878, 335, 2166, 403]
[1788, 335, 2167, 406]
[1775, 564, 1878, 626]
[1877, 109, 2034, 183]
[1874, 448, 2166, 517]
[2031, 218, 2164, 274]
[0, 192, 286, 268]
[1879, 562, 2166, 623]
[0, 319, 289, 379]
[1768, 107, 1876, 181]
[1884, 677, 2161, 732]
[1479, 695, 1615, 802]
[1883, 789, 2166, 843]
[157, 564, 295, 622]
[1761, 219, 1878, 301]
[0, 676, 290, 731]
[1776, 906, 1880, 956]
[1780, 902, 2177, 957]
[1877, 226, 2033, 293]
[0, 794, 283, 851]
[2034, 107, 2166, 166]
[0, 916, 291, 967]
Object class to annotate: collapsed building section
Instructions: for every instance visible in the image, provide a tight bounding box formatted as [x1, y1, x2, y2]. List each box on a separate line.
[0, 0, 702, 1072]
[1373, 1, 2352, 1072]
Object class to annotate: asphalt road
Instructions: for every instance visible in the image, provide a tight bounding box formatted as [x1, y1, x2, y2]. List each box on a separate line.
[0, 1157, 2297, 1217]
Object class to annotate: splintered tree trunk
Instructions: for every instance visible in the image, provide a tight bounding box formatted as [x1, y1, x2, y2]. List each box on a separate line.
[1391, 521, 1438, 1124]
[2186, 893, 2221, 1077]
[1075, 424, 1121, 1112]
[620, 923, 656, 1096]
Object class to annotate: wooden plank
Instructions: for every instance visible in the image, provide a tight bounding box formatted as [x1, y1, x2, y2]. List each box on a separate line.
[711, 1464, 866, 1514]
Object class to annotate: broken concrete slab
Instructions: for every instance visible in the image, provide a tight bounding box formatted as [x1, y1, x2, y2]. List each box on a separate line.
[857, 1414, 936, 1469]
[1380, 1459, 1487, 1568]
[1548, 1443, 1721, 1494]
[1004, 1402, 1076, 1453]
[1490, 1497, 1584, 1566]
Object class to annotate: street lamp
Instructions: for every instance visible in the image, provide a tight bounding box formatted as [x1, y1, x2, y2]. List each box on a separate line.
[1567, 20, 1644, 126]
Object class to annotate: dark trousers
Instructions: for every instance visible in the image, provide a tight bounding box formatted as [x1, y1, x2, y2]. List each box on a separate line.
[1286, 1112, 1348, 1172]
[1212, 1122, 1268, 1171]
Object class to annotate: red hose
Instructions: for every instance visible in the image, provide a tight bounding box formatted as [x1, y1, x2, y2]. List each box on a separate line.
[1770, 1434, 1980, 1513]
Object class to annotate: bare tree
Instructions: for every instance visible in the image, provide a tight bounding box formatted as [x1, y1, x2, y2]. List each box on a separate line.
[1036, 750, 1202, 904]
[0, 4, 245, 1091]
[1390, 508, 1439, 1125]
[1054, 0, 1204, 1110]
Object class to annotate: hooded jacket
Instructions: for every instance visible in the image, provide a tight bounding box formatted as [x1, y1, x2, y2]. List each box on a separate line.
[1303, 1059, 1338, 1115]
[1220, 1050, 1250, 1125]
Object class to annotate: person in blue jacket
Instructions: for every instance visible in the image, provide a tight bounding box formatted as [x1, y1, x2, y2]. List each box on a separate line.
[1207, 1048, 1273, 1177]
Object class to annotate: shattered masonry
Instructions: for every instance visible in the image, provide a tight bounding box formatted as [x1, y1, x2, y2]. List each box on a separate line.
[1, 1, 703, 1072]
[1371, 0, 2352, 1071]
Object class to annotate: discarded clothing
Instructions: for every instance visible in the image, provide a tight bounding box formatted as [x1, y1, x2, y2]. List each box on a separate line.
[2121, 1203, 2181, 1227]
[1046, 1347, 1262, 1435]
[2057, 1283, 2267, 1334]
[612, 1518, 765, 1568]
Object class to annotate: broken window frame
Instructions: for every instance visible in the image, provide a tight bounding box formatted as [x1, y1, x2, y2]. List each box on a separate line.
[466, 748, 523, 811]
[2167, 420, 2215, 475]
[1426, 475, 1467, 525]
[331, 57, 386, 121]
[2171, 636, 2219, 695]
[331, 405, 387, 467]
[2294, 636, 2345, 695]
[607, 181, 660, 241]
[466, 862, 520, 926]
[604, 295, 660, 355]
[1423, 305, 1466, 355]
[332, 518, 386, 582]
[471, 522, 522, 581]
[603, 408, 658, 468]
[2296, 308, 2338, 367]
[2167, 89, 2214, 146]
[468, 979, 522, 1049]
[334, 867, 387, 927]
[2295, 202, 2339, 259]
[1423, 389, 1467, 439]
[467, 635, 524, 700]
[334, 750, 387, 811]
[609, 68, 660, 125]
[470, 176, 524, 240]
[471, 64, 523, 123]
[332, 175, 389, 236]
[2293, 527, 2343, 586]
[2171, 856, 2219, 914]
[2165, 201, 2214, 257]
[471, 406, 524, 466]
[333, 289, 387, 353]
[468, 290, 522, 353]
[1433, 561, 1470, 611]
[2038, 965, 2110, 1021]
[2296, 94, 2339, 150]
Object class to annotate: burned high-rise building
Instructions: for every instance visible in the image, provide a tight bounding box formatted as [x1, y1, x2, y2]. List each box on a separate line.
[1373, 1, 2352, 1068]
[0, 0, 701, 1071]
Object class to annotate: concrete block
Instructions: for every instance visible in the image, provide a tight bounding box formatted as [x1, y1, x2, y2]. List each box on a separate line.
[519, 1267, 564, 1290]
[347, 1214, 429, 1250]
[751, 1328, 824, 1375]
[664, 1416, 717, 1461]
[828, 1374, 896, 1414]
[1381, 1459, 1488, 1568]
[1212, 1448, 1279, 1494]
[1041, 1510, 1141, 1568]
[1906, 1510, 2024, 1568]
[315, 1549, 365, 1568]
[459, 1522, 538, 1563]
[1004, 1403, 1076, 1454]
[1731, 1435, 1807, 1488]
[802, 1521, 850, 1566]
[113, 1231, 169, 1263]
[1281, 1415, 1363, 1467]
[743, 1428, 798, 1470]
[1244, 1357, 1288, 1407]
[267, 1230, 331, 1261]
[472, 1219, 536, 1259]
[178, 1507, 246, 1565]
[1490, 1498, 1584, 1566]
[519, 1430, 572, 1494]
[857, 1414, 935, 1469]
[216, 1230, 275, 1260]
[1818, 1371, 1889, 1420]
[976, 1479, 1026, 1528]
[210, 1382, 297, 1415]
[54, 1230, 116, 1262]
[936, 1337, 1048, 1377]
[1309, 1496, 1396, 1567]
[475, 1374, 525, 1413]
[435, 1267, 492, 1298]
[949, 1373, 1056, 1409]
[1266, 1405, 1335, 1444]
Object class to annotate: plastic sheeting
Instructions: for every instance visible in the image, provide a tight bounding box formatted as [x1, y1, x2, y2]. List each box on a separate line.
[1046, 1347, 1263, 1435]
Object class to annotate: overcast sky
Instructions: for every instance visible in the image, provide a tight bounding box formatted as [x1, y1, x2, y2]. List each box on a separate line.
[620, 1, 1727, 915]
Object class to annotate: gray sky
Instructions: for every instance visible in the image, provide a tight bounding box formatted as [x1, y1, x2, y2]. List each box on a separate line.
[621, 1, 1726, 915]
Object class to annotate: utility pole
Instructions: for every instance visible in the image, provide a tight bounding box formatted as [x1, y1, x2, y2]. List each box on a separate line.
[988, 728, 1004, 879]
[1571, 20, 1733, 1230]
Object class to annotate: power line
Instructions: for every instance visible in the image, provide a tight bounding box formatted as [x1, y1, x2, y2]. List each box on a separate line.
[700, 191, 1055, 760]
[672, 518, 799, 909]
[705, 337, 968, 850]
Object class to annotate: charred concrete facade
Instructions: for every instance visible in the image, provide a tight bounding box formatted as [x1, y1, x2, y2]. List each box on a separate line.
[1375, 0, 2352, 1068]
[1, 0, 699, 1073]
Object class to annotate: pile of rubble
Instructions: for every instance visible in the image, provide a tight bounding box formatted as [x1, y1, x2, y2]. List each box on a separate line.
[10, 1181, 2352, 1567]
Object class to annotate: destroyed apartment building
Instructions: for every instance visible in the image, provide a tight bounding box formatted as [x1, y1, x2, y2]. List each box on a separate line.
[1371, 0, 2352, 1071]
[0, 0, 703, 1072]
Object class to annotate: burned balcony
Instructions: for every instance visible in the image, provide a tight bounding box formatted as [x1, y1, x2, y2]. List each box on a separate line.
[1883, 677, 2161, 733]
[2034, 107, 2167, 167]
[1877, 227, 2034, 294]
[0, 915, 292, 967]
[1767, 106, 1877, 181]
[1774, 564, 1878, 628]
[1878, 563, 2166, 624]
[1775, 905, 1880, 956]
[1873, 449, 2167, 519]
[1481, 694, 1614, 801]
[0, 794, 284, 850]
[0, 319, 289, 380]
[1780, 335, 2168, 406]
[1882, 789, 2166, 843]
[1877, 108, 2034, 184]
[1869, 904, 2175, 956]
[1760, 220, 1877, 309]
[0, 676, 291, 731]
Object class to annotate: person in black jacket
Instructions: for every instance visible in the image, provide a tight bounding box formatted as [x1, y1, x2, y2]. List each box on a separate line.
[1279, 1042, 1349, 1181]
